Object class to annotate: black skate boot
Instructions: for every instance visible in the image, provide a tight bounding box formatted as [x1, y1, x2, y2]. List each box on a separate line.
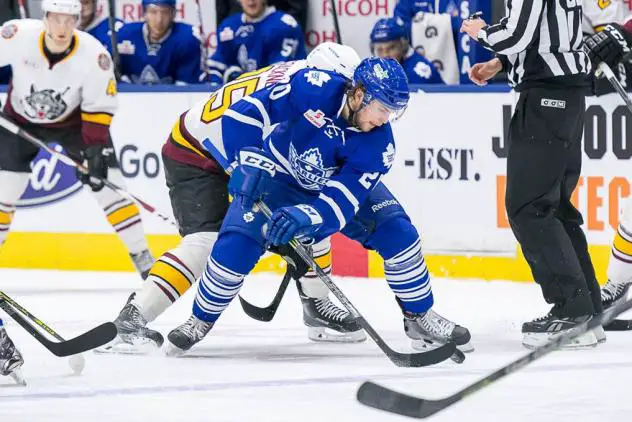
[166, 315, 214, 356]
[0, 326, 25, 385]
[297, 281, 366, 343]
[130, 249, 154, 280]
[97, 293, 164, 354]
[403, 308, 473, 353]
[521, 312, 599, 349]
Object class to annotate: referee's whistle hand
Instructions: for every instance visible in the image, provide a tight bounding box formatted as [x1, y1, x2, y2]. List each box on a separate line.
[460, 19, 487, 40]
[468, 58, 502, 86]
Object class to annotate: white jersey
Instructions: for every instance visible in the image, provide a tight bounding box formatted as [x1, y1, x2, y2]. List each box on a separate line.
[583, 0, 628, 34]
[0, 19, 117, 144]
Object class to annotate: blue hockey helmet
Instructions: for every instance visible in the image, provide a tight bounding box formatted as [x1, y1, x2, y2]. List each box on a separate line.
[142, 0, 176, 8]
[370, 18, 407, 43]
[352, 57, 410, 120]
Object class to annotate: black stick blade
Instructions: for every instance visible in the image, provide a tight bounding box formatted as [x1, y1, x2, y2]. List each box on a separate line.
[48, 322, 118, 357]
[389, 342, 458, 368]
[604, 318, 632, 331]
[238, 272, 292, 322]
[357, 381, 447, 419]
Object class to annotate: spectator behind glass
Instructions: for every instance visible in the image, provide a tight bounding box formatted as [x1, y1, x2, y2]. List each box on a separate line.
[77, 0, 124, 52]
[370, 17, 444, 85]
[116, 0, 203, 84]
[0, 0, 20, 84]
[216, 0, 308, 30]
[205, 0, 306, 87]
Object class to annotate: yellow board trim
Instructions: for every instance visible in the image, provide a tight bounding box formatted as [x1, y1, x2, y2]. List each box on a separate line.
[81, 112, 113, 126]
[150, 260, 192, 295]
[0, 232, 612, 285]
[107, 204, 139, 226]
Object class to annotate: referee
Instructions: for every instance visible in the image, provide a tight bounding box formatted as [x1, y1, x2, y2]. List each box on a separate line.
[461, 3, 604, 348]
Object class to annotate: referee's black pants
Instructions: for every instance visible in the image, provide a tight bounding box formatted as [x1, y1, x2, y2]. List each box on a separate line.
[506, 86, 602, 317]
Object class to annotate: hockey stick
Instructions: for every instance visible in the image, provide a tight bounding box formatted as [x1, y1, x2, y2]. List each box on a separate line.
[254, 200, 462, 367]
[238, 270, 292, 321]
[107, 0, 122, 81]
[0, 291, 86, 373]
[193, 0, 209, 72]
[0, 113, 178, 228]
[0, 292, 117, 357]
[356, 294, 632, 418]
[329, 0, 343, 43]
[592, 62, 632, 331]
[596, 62, 632, 113]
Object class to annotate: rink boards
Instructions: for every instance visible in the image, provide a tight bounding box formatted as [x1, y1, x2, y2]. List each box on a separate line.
[0, 85, 630, 283]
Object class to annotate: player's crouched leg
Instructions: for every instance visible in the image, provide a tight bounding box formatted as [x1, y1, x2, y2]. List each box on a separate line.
[373, 218, 473, 353]
[348, 184, 473, 353]
[296, 238, 366, 343]
[166, 231, 264, 355]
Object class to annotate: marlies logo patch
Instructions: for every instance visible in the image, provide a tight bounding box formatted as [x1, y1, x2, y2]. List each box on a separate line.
[540, 98, 566, 109]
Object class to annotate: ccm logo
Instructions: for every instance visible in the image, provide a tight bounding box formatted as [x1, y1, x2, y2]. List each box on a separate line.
[541, 98, 566, 109]
[240, 151, 277, 176]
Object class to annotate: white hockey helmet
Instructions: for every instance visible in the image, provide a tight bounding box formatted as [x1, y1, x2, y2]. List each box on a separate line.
[306, 42, 361, 80]
[42, 0, 81, 16]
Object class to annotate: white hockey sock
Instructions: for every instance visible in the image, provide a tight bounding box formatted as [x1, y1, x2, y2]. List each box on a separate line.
[0, 171, 30, 245]
[91, 169, 148, 255]
[298, 238, 332, 299]
[135, 232, 217, 322]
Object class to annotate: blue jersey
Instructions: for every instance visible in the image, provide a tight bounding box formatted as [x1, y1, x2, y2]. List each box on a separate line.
[206, 7, 306, 85]
[116, 22, 202, 84]
[83, 17, 124, 52]
[0, 66, 11, 84]
[394, 0, 492, 84]
[402, 48, 444, 84]
[218, 68, 395, 240]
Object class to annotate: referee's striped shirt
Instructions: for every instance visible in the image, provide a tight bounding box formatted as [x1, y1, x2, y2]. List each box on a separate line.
[478, 0, 591, 90]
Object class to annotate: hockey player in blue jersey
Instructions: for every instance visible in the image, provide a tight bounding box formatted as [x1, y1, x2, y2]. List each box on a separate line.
[77, 0, 124, 51]
[166, 57, 473, 357]
[205, 0, 306, 87]
[370, 18, 444, 85]
[116, 0, 203, 84]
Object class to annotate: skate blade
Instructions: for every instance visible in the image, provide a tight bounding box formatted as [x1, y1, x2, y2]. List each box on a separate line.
[522, 331, 598, 350]
[9, 368, 26, 386]
[307, 327, 367, 343]
[94, 336, 161, 355]
[164, 342, 187, 357]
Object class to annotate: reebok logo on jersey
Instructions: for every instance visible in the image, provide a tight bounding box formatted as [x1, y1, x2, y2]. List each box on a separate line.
[371, 199, 398, 212]
[540, 98, 566, 109]
[305, 71, 331, 87]
[304, 109, 326, 128]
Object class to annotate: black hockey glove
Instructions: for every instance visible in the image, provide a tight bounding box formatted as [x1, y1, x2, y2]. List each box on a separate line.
[268, 243, 311, 280]
[77, 145, 112, 192]
[585, 24, 632, 69]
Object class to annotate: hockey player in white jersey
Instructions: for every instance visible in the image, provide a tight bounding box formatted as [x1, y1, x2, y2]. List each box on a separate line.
[100, 43, 371, 354]
[0, 0, 156, 379]
[0, 0, 154, 279]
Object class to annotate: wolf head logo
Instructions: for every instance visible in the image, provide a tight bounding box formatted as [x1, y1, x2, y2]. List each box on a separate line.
[23, 84, 69, 120]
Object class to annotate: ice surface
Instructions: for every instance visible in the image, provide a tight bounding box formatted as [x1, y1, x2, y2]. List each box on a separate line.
[0, 269, 630, 422]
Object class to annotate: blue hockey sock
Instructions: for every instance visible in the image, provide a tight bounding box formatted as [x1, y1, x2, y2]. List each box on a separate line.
[192, 232, 263, 322]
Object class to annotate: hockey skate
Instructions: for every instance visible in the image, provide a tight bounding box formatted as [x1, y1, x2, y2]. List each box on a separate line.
[130, 249, 154, 280]
[298, 281, 366, 343]
[97, 293, 164, 354]
[601, 280, 632, 310]
[166, 315, 214, 356]
[0, 326, 25, 386]
[521, 313, 601, 349]
[403, 308, 474, 353]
